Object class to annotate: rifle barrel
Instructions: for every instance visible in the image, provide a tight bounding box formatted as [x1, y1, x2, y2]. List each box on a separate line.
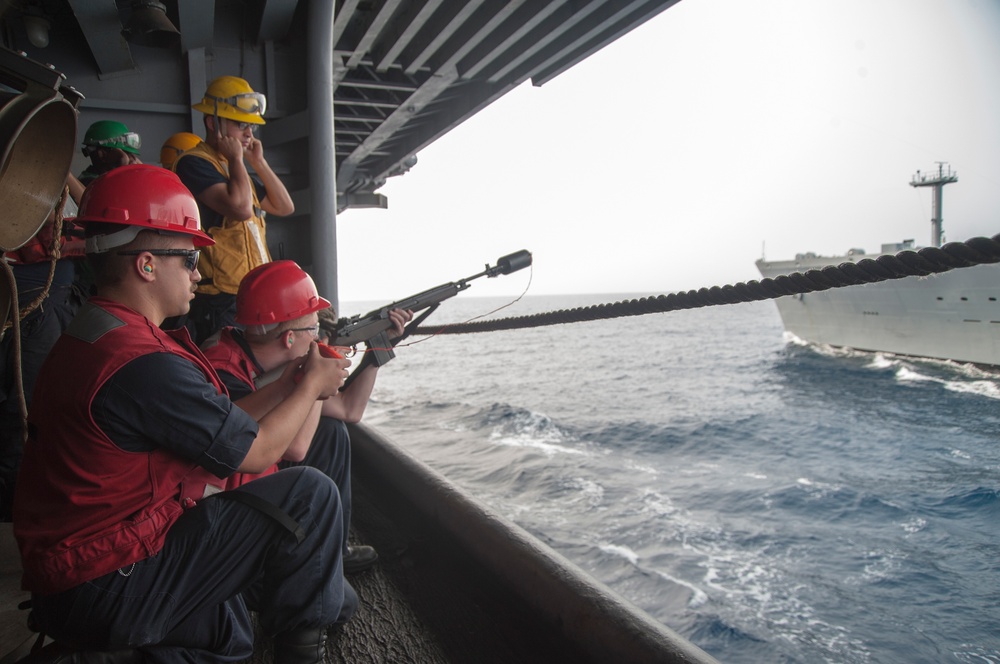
[333, 249, 532, 347]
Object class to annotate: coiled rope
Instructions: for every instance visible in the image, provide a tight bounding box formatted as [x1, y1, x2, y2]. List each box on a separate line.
[1, 186, 72, 438]
[414, 233, 1000, 336]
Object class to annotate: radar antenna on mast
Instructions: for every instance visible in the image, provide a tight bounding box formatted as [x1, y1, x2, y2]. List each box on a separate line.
[910, 162, 958, 248]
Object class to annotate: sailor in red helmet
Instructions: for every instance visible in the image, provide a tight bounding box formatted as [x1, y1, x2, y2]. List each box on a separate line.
[13, 165, 356, 663]
[201, 260, 412, 574]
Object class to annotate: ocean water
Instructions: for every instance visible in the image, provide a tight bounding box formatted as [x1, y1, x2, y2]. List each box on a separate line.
[345, 293, 1000, 664]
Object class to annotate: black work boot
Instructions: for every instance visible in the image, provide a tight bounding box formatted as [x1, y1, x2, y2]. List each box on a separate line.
[273, 626, 329, 664]
[343, 545, 378, 574]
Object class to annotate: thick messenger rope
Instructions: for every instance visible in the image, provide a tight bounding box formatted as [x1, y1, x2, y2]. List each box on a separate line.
[413, 233, 1000, 336]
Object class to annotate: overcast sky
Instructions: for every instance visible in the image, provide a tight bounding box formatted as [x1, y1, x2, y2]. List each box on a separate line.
[335, 0, 1000, 303]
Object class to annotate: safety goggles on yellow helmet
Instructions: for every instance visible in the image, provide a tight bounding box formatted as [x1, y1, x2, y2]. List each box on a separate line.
[211, 92, 266, 117]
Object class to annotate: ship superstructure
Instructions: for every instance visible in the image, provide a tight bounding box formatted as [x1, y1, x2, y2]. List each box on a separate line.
[756, 164, 1000, 366]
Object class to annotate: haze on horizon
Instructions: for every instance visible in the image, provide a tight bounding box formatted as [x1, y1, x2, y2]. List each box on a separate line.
[335, 0, 1000, 305]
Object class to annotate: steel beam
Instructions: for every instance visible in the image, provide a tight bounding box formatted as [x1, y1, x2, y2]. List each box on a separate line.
[65, 0, 135, 78]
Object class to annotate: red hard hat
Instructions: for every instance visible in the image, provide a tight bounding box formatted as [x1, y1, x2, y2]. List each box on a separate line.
[235, 260, 331, 329]
[78, 164, 213, 253]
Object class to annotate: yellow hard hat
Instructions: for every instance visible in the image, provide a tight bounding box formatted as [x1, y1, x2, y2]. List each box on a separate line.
[160, 132, 201, 169]
[192, 76, 266, 125]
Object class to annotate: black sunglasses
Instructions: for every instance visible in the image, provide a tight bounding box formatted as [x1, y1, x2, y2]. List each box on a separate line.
[118, 249, 200, 272]
[235, 121, 258, 133]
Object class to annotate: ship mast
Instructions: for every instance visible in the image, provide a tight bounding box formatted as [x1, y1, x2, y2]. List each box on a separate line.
[909, 162, 958, 247]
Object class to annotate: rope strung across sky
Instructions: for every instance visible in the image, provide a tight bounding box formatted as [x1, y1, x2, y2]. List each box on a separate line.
[413, 233, 1000, 336]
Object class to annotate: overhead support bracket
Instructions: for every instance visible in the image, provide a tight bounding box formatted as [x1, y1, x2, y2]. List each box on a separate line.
[336, 66, 456, 190]
[177, 0, 215, 51]
[65, 0, 136, 78]
[256, 0, 300, 42]
[338, 191, 388, 213]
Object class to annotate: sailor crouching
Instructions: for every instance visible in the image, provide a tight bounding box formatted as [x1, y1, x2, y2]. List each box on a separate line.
[13, 165, 355, 663]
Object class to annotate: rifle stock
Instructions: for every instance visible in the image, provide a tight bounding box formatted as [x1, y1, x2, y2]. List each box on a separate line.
[326, 249, 531, 366]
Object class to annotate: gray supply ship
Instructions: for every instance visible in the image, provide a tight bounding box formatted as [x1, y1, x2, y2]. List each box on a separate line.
[756, 163, 1000, 366]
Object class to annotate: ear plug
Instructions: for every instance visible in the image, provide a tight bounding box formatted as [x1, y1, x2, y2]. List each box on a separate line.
[143, 265, 153, 273]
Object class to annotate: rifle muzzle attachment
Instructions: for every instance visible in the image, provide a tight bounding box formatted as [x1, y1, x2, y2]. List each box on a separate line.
[489, 249, 532, 277]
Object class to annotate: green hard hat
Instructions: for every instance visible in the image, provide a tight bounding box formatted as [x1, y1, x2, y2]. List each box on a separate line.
[82, 120, 141, 155]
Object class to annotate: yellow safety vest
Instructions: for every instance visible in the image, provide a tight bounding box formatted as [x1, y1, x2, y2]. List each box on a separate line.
[174, 143, 271, 295]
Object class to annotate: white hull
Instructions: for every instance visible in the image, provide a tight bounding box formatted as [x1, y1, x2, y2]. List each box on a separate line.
[755, 253, 1000, 366]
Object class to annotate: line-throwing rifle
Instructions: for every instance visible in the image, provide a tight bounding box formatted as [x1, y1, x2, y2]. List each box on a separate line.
[323, 249, 532, 367]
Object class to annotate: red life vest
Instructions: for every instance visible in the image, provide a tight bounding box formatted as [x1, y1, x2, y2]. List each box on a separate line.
[14, 299, 232, 594]
[201, 327, 278, 489]
[3, 218, 86, 265]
